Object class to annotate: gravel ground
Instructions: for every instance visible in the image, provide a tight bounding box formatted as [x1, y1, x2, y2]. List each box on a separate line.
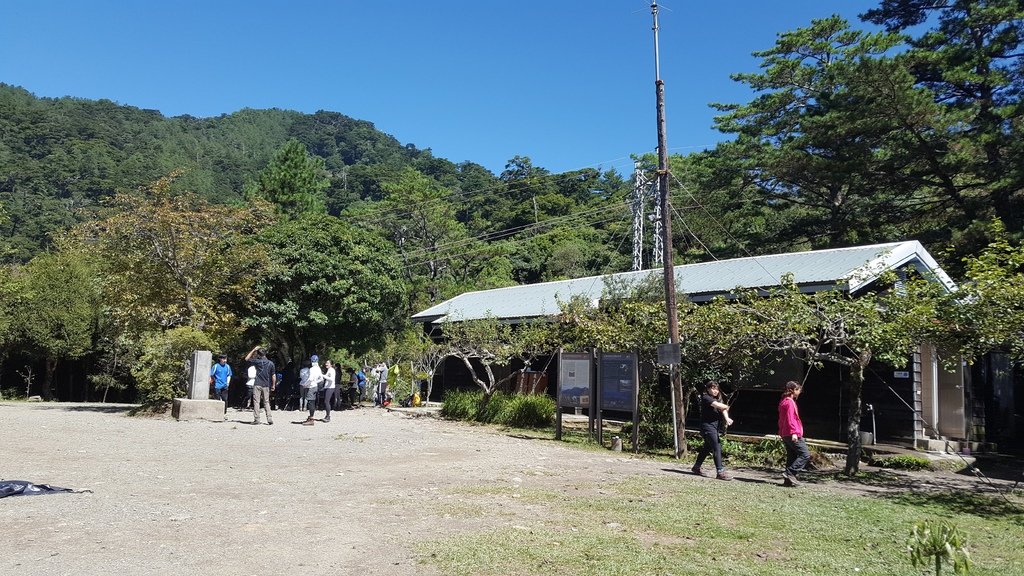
[2, 402, 1015, 576]
[0, 402, 668, 576]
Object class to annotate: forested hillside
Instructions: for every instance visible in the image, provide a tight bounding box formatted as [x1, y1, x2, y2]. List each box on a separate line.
[0, 0, 1020, 403]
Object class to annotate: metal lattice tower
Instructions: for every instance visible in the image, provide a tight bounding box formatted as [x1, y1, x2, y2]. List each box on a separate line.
[631, 161, 663, 271]
[631, 161, 652, 271]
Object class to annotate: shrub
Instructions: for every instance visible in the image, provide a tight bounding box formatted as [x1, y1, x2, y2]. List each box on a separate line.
[132, 327, 217, 406]
[621, 420, 675, 449]
[477, 392, 509, 423]
[877, 454, 933, 471]
[498, 393, 555, 428]
[441, 390, 555, 428]
[440, 389, 480, 421]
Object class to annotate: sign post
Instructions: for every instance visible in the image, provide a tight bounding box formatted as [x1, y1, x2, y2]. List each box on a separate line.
[556, 350, 594, 441]
[597, 351, 640, 453]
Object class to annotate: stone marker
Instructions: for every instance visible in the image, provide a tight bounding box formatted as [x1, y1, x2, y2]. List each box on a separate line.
[187, 350, 213, 400]
[173, 350, 224, 422]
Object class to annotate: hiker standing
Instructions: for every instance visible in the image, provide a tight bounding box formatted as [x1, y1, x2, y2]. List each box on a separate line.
[245, 347, 276, 425]
[302, 355, 324, 425]
[779, 380, 810, 487]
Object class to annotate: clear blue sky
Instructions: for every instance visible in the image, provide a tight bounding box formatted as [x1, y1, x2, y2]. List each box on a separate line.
[2, 0, 879, 176]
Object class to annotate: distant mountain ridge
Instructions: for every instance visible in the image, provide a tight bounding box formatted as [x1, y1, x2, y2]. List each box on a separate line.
[0, 83, 494, 261]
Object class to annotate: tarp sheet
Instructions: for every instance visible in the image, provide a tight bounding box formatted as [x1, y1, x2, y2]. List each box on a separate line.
[0, 480, 88, 498]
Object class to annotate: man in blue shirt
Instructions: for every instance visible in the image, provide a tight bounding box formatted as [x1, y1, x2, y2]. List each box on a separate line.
[209, 354, 233, 412]
[355, 367, 368, 402]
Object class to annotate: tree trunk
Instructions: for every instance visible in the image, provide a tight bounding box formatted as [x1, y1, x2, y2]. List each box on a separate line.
[457, 355, 492, 396]
[43, 356, 58, 401]
[844, 360, 867, 475]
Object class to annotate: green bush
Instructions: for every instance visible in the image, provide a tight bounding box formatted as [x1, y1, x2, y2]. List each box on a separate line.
[684, 435, 791, 468]
[876, 454, 933, 471]
[440, 389, 480, 421]
[477, 392, 509, 423]
[621, 420, 675, 449]
[441, 390, 555, 428]
[498, 393, 555, 428]
[132, 326, 217, 406]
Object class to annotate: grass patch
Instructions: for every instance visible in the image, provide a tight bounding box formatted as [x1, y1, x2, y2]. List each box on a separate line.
[419, 476, 1024, 575]
[441, 390, 554, 428]
[873, 454, 932, 471]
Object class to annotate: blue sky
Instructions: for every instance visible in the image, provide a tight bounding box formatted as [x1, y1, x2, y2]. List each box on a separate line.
[3, 0, 879, 176]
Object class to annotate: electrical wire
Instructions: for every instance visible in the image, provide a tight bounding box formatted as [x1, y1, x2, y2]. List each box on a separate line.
[394, 202, 628, 261]
[397, 211, 631, 272]
[668, 170, 784, 287]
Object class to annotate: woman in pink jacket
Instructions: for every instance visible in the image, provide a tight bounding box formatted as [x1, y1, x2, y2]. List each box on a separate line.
[778, 381, 810, 487]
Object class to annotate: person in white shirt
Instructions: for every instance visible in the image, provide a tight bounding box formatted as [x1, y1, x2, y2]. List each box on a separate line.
[303, 355, 324, 426]
[245, 364, 256, 409]
[298, 361, 311, 412]
[320, 360, 337, 423]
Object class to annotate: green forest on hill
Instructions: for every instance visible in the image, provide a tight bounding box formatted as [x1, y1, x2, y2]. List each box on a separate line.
[0, 1, 1020, 404]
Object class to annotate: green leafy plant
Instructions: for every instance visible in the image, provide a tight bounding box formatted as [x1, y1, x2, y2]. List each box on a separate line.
[441, 390, 554, 428]
[498, 393, 555, 428]
[908, 520, 971, 575]
[132, 327, 217, 406]
[877, 454, 933, 471]
[440, 389, 480, 421]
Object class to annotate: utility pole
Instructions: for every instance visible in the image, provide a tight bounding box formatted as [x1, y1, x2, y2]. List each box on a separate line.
[651, 1, 686, 458]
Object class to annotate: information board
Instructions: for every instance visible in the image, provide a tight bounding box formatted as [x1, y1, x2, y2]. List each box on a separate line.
[599, 352, 638, 412]
[558, 352, 592, 408]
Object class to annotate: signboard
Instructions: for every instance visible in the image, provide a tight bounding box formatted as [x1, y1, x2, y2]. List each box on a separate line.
[558, 352, 592, 408]
[893, 370, 910, 379]
[657, 343, 680, 365]
[599, 352, 638, 412]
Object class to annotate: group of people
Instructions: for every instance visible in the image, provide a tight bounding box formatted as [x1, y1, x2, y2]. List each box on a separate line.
[216, 351, 812, 483]
[690, 379, 811, 487]
[209, 348, 398, 426]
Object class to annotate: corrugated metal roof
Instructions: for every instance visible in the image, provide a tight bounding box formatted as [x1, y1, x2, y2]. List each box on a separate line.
[411, 240, 955, 324]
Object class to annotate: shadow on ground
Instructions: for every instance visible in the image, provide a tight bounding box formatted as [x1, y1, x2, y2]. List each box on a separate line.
[12, 403, 136, 414]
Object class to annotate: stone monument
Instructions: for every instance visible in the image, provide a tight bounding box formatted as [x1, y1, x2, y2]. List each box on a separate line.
[171, 349, 226, 421]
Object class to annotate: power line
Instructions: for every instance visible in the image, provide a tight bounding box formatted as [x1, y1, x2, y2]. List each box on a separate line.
[397, 210, 632, 272]
[396, 202, 629, 264]
[669, 170, 783, 287]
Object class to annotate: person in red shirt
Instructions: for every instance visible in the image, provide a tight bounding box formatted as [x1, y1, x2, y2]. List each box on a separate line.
[778, 380, 810, 487]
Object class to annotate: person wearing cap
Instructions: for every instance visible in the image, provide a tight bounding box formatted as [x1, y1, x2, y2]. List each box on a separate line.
[244, 346, 276, 425]
[303, 355, 324, 425]
[209, 354, 233, 413]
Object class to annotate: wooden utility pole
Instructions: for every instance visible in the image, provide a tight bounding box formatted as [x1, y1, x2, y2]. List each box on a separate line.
[651, 1, 686, 458]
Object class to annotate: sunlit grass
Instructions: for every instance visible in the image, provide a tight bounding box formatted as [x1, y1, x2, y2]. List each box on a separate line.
[420, 475, 1024, 576]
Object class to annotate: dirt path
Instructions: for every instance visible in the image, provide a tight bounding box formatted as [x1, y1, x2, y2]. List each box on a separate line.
[1, 402, 1016, 575]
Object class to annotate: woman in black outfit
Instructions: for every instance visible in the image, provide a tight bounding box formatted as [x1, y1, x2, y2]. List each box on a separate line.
[691, 380, 734, 480]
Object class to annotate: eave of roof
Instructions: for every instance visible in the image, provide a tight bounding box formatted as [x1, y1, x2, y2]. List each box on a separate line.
[411, 240, 956, 324]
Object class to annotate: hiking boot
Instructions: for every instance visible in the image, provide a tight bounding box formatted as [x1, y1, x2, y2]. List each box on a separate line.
[267, 420, 274, 425]
[691, 466, 709, 477]
[782, 471, 799, 487]
[716, 471, 733, 481]
[302, 419, 314, 426]
[323, 417, 330, 423]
